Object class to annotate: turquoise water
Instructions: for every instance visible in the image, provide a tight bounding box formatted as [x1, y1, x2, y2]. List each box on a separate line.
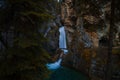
[47, 67, 89, 80]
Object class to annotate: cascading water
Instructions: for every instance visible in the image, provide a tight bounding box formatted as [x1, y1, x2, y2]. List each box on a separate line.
[59, 26, 68, 53]
[46, 59, 62, 70]
[46, 26, 68, 70]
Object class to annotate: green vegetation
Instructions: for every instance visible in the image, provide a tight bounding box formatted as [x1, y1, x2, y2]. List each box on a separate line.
[112, 48, 120, 54]
[0, 0, 120, 80]
[0, 0, 54, 80]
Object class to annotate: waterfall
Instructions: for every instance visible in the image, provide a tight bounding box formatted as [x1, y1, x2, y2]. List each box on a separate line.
[59, 26, 68, 53]
[46, 26, 68, 70]
[46, 59, 62, 70]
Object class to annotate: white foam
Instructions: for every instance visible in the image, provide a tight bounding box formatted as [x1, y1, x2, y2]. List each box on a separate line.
[46, 59, 62, 70]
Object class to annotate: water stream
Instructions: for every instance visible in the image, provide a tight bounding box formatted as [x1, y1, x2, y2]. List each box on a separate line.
[46, 26, 88, 80]
[46, 26, 67, 70]
[59, 26, 68, 54]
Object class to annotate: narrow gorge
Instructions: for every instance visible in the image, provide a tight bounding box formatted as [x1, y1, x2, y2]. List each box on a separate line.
[0, 0, 119, 80]
[46, 0, 120, 80]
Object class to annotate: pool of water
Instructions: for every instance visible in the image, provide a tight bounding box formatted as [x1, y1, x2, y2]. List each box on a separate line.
[46, 67, 89, 80]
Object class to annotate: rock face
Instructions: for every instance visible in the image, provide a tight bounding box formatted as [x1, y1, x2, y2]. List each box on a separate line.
[45, 1, 120, 79]
[60, 0, 120, 80]
[61, 0, 99, 48]
[60, 0, 96, 75]
[43, 20, 60, 59]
